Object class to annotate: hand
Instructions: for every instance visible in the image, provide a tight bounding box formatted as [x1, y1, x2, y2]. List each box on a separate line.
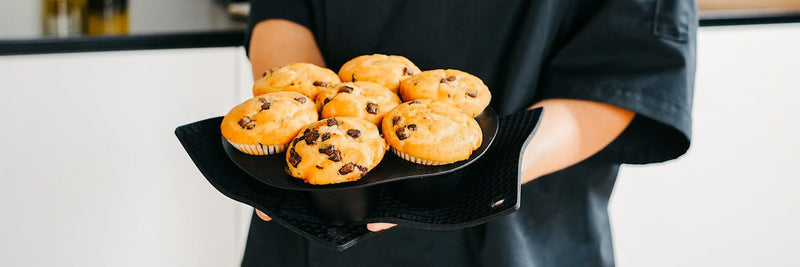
[256, 209, 397, 232]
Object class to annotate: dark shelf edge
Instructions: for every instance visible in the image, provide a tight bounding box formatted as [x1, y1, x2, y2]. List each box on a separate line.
[0, 30, 244, 56]
[700, 14, 800, 27]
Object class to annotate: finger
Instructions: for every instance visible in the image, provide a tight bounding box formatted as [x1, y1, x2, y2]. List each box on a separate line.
[255, 209, 272, 221]
[367, 223, 397, 232]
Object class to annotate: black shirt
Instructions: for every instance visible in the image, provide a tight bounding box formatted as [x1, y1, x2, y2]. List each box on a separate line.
[243, 0, 696, 266]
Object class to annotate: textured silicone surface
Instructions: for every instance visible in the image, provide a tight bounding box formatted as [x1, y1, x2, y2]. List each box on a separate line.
[175, 108, 542, 251]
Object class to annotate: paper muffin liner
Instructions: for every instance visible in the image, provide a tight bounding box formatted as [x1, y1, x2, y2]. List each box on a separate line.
[226, 139, 286, 155]
[391, 147, 454, 166]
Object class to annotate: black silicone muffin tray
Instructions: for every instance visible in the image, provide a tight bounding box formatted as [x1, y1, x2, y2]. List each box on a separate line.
[222, 108, 498, 224]
[175, 108, 542, 251]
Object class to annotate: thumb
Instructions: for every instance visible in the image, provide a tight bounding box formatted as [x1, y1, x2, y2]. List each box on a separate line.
[255, 209, 272, 221]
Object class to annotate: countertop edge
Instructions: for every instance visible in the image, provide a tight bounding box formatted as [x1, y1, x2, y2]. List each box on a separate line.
[0, 30, 245, 56]
[700, 12, 800, 27]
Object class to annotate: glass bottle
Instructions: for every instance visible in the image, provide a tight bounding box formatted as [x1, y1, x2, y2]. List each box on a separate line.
[85, 0, 128, 35]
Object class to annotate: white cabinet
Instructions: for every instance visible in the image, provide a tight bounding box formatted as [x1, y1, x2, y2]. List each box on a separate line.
[0, 47, 253, 267]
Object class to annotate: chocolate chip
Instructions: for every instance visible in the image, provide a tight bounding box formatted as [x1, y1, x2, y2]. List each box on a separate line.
[288, 148, 302, 167]
[339, 163, 356, 175]
[406, 124, 417, 131]
[467, 91, 478, 98]
[440, 78, 447, 83]
[328, 150, 342, 162]
[447, 76, 456, 82]
[356, 165, 368, 172]
[294, 97, 307, 103]
[238, 117, 255, 129]
[347, 129, 361, 138]
[315, 165, 324, 169]
[284, 166, 292, 174]
[318, 145, 335, 155]
[262, 71, 268, 77]
[293, 136, 304, 145]
[304, 130, 320, 145]
[261, 101, 271, 110]
[238, 117, 251, 127]
[366, 103, 378, 114]
[396, 127, 409, 140]
[326, 118, 338, 126]
[304, 128, 310, 134]
[338, 85, 354, 94]
[258, 98, 268, 103]
[403, 67, 413, 75]
[320, 132, 331, 141]
[323, 97, 332, 105]
[392, 116, 401, 126]
[351, 74, 357, 82]
[313, 81, 327, 87]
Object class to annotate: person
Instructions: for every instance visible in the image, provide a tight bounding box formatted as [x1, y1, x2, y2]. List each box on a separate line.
[242, 0, 696, 266]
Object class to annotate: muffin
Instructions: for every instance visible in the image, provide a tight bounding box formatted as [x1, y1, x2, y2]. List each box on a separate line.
[252, 63, 340, 99]
[221, 92, 318, 155]
[315, 81, 402, 125]
[399, 69, 491, 117]
[382, 100, 482, 165]
[338, 54, 421, 93]
[286, 117, 387, 185]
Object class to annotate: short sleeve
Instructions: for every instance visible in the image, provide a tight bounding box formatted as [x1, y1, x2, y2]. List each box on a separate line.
[246, 0, 314, 55]
[538, 0, 697, 164]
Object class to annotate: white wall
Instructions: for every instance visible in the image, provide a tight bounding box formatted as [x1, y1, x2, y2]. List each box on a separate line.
[610, 23, 800, 267]
[0, 0, 39, 37]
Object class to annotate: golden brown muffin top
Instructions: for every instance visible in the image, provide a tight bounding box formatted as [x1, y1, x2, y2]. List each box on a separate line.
[286, 117, 387, 185]
[253, 62, 340, 98]
[315, 81, 402, 125]
[382, 100, 482, 163]
[399, 69, 491, 117]
[221, 92, 318, 146]
[338, 54, 421, 93]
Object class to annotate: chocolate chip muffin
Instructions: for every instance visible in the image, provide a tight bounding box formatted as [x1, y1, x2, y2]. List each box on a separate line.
[315, 81, 402, 125]
[286, 117, 387, 185]
[221, 92, 318, 155]
[399, 69, 491, 117]
[382, 100, 482, 165]
[338, 54, 421, 93]
[253, 63, 340, 99]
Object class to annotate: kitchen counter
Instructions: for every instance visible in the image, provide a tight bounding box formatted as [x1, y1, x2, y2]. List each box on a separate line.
[1, 1, 799, 56]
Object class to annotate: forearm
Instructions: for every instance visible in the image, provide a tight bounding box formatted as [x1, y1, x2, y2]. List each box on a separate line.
[521, 99, 635, 184]
[249, 19, 326, 81]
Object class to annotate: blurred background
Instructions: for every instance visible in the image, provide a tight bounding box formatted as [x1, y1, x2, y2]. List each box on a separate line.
[0, 0, 798, 266]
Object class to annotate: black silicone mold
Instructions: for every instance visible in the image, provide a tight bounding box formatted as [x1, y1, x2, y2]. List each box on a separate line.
[175, 108, 542, 251]
[221, 108, 498, 224]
